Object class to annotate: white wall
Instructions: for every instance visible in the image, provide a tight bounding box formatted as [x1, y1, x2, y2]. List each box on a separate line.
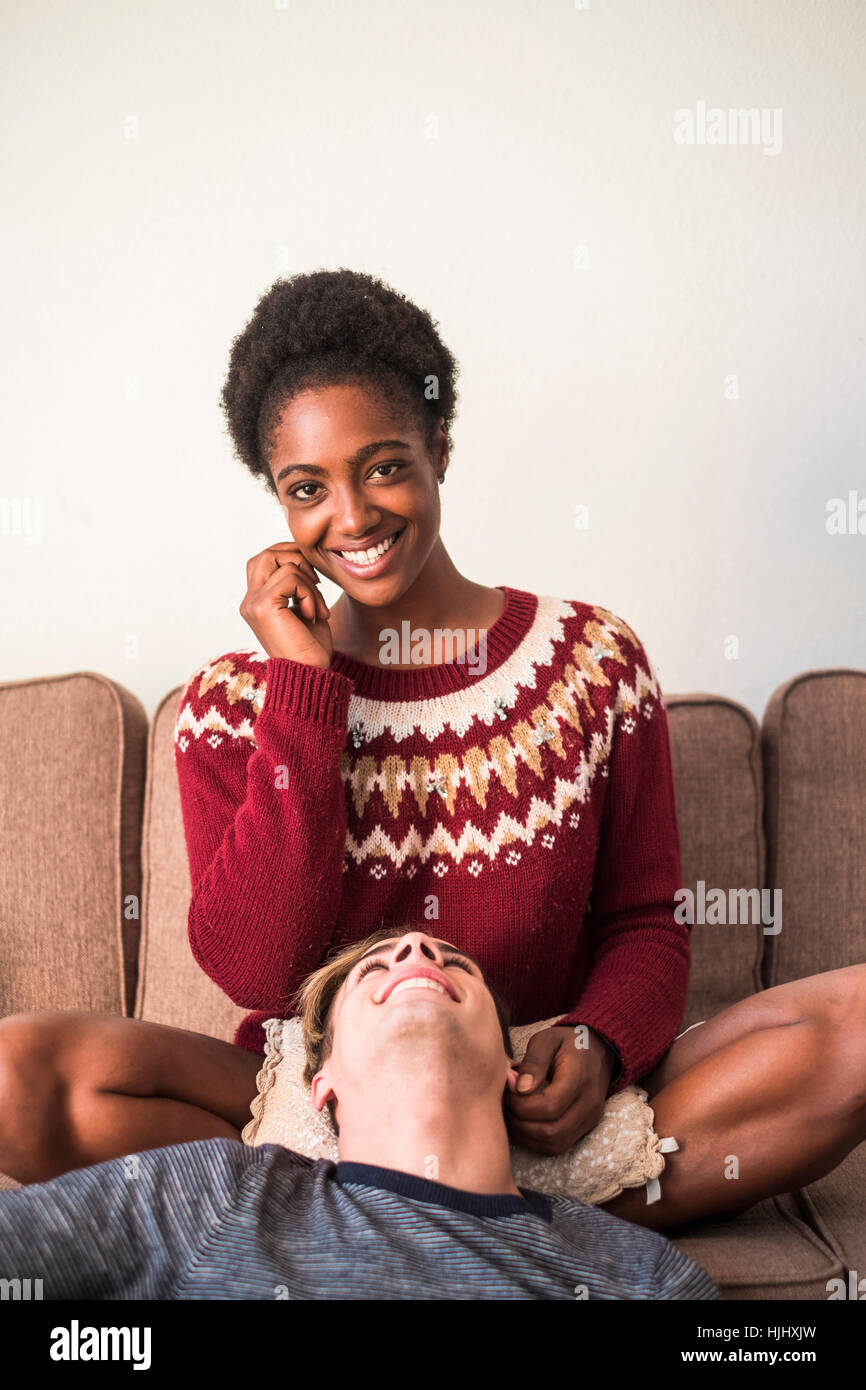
[2, 0, 864, 719]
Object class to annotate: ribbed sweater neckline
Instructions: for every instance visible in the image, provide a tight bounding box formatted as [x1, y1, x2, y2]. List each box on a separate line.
[327, 585, 538, 700]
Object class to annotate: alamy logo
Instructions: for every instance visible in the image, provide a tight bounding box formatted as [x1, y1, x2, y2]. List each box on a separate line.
[674, 881, 782, 936]
[827, 1271, 866, 1300]
[0, 1277, 43, 1300]
[674, 102, 783, 156]
[49, 1321, 152, 1371]
[378, 623, 488, 676]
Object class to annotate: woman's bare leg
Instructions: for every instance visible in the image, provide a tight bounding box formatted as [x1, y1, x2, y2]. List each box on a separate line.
[599, 964, 866, 1232]
[0, 1010, 263, 1184]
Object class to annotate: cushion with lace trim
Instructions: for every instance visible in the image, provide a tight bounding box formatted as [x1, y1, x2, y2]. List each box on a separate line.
[241, 1016, 679, 1206]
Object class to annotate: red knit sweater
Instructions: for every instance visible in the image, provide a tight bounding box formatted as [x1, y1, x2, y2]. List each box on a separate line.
[173, 585, 690, 1094]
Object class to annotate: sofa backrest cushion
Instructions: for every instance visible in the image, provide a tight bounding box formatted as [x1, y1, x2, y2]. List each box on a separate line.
[667, 695, 766, 1025]
[0, 671, 146, 1017]
[135, 685, 248, 1041]
[762, 670, 866, 985]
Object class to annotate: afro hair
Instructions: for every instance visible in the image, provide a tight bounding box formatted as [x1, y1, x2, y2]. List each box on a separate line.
[220, 267, 461, 494]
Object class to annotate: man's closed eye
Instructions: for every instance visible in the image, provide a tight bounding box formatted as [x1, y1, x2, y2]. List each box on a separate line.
[355, 955, 474, 982]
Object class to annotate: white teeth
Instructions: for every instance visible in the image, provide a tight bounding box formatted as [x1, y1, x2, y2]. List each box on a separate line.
[338, 530, 400, 566]
[389, 977, 449, 999]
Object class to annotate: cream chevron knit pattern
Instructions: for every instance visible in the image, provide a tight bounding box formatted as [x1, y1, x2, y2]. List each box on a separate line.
[173, 585, 690, 1091]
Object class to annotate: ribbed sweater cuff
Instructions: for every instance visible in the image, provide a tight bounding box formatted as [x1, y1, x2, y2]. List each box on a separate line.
[551, 1015, 625, 1091]
[262, 658, 354, 725]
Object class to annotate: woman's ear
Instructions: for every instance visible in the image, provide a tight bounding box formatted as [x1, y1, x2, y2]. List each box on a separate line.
[435, 419, 449, 482]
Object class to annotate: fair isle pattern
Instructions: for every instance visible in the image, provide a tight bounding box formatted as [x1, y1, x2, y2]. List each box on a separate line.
[341, 594, 575, 742]
[174, 598, 662, 876]
[174, 656, 266, 752]
[172, 584, 689, 1087]
[174, 596, 653, 747]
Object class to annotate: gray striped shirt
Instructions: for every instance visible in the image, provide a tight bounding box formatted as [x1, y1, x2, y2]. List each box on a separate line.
[0, 1138, 719, 1300]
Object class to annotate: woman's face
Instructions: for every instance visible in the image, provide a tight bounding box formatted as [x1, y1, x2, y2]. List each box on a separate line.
[267, 383, 447, 603]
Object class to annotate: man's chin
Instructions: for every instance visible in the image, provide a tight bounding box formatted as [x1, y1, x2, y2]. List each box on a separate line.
[368, 1001, 467, 1058]
[369, 1007, 506, 1086]
[383, 996, 462, 1028]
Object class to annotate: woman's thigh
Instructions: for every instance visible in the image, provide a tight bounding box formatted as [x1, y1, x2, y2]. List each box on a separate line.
[0, 1009, 264, 1182]
[600, 1011, 860, 1232]
[593, 966, 866, 1230]
[642, 963, 866, 1098]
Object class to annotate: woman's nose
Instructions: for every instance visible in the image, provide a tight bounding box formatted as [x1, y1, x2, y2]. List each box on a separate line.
[331, 486, 380, 535]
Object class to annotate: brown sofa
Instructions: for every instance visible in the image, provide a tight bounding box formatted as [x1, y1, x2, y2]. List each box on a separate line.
[1, 663, 864, 1299]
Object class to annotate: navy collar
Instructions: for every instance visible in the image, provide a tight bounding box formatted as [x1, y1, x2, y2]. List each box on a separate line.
[331, 1160, 553, 1223]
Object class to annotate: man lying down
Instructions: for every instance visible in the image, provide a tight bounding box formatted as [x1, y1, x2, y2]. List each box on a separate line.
[0, 930, 718, 1300]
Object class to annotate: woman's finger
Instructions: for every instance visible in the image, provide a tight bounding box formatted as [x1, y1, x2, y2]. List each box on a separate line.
[512, 1027, 561, 1096]
[506, 1092, 604, 1155]
[245, 542, 321, 593]
[264, 541, 322, 587]
[505, 1062, 584, 1123]
[258, 564, 324, 623]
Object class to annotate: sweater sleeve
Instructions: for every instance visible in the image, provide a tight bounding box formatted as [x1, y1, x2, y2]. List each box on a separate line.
[553, 630, 691, 1093]
[173, 651, 354, 1015]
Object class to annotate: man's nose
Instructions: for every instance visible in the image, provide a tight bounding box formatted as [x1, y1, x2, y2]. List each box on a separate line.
[390, 933, 440, 966]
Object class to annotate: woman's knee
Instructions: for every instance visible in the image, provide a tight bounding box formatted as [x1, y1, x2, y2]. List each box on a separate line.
[813, 969, 866, 1119]
[0, 1010, 98, 1182]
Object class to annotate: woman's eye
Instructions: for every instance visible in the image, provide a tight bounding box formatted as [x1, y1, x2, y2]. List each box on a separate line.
[371, 462, 404, 479]
[288, 482, 321, 501]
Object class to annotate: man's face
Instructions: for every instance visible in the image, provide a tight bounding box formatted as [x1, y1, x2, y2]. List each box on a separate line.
[310, 931, 518, 1120]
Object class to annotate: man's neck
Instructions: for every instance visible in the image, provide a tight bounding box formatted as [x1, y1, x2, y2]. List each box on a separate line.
[334, 1088, 521, 1197]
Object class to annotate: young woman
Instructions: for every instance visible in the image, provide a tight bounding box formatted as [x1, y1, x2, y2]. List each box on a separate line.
[1, 269, 864, 1237]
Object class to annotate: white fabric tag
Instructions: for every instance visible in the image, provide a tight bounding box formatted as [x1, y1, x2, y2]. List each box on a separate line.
[645, 1136, 680, 1202]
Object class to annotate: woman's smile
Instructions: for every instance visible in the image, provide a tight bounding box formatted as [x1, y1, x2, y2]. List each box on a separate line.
[327, 524, 407, 579]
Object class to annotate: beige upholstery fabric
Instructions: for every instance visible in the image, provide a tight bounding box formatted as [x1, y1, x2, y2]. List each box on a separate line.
[0, 671, 147, 1017]
[762, 669, 866, 985]
[666, 696, 765, 1026]
[671, 1191, 846, 1300]
[761, 670, 866, 1273]
[135, 686, 248, 1042]
[798, 1147, 866, 1275]
[242, 1016, 677, 1206]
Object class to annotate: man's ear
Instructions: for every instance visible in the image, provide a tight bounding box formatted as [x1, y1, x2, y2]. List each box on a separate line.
[310, 1068, 336, 1113]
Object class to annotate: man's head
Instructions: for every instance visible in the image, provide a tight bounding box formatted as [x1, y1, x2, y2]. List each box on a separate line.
[295, 926, 516, 1133]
